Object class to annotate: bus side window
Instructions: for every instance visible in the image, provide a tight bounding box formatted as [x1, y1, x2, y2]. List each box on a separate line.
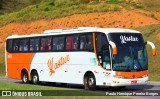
[19, 39, 29, 52]
[87, 34, 93, 51]
[41, 37, 51, 51]
[30, 38, 40, 52]
[52, 38, 58, 51]
[13, 39, 19, 52]
[7, 39, 13, 52]
[73, 35, 79, 50]
[57, 37, 64, 50]
[30, 39, 34, 51]
[66, 35, 79, 50]
[53, 36, 64, 51]
[66, 36, 73, 50]
[80, 34, 93, 51]
[80, 35, 86, 50]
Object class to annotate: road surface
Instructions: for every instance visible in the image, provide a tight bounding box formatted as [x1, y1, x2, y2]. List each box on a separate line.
[0, 76, 160, 99]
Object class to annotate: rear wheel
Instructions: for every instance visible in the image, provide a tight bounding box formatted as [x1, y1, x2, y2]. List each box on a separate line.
[84, 73, 96, 90]
[31, 71, 39, 85]
[21, 71, 29, 83]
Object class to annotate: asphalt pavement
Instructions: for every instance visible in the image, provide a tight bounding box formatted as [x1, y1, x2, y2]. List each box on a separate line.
[0, 76, 160, 99]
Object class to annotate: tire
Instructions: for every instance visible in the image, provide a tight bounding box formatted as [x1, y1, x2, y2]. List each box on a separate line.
[84, 73, 96, 90]
[31, 71, 39, 85]
[21, 71, 29, 84]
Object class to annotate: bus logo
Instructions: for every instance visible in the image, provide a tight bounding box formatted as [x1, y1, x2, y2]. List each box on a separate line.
[120, 35, 138, 44]
[47, 55, 70, 76]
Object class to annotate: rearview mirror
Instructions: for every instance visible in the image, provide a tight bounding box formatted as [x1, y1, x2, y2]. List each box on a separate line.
[146, 41, 156, 56]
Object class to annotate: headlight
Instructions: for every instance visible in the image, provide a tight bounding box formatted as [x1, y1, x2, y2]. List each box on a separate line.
[142, 74, 148, 78]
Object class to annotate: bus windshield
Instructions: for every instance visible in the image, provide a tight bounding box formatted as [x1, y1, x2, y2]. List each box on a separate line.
[112, 46, 148, 71]
[108, 33, 148, 71]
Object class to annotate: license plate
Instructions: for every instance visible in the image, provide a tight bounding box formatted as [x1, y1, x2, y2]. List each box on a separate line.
[131, 80, 137, 84]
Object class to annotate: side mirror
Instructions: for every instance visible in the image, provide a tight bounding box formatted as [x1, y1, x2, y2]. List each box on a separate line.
[146, 41, 156, 56]
[109, 41, 117, 55]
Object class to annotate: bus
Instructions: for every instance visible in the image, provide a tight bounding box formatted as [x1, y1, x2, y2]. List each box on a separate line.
[5, 27, 156, 90]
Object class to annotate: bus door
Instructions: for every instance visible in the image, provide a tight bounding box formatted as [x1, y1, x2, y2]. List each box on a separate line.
[96, 33, 111, 70]
[102, 46, 111, 70]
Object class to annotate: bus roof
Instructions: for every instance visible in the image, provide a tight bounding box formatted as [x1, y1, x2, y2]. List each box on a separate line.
[6, 27, 141, 39]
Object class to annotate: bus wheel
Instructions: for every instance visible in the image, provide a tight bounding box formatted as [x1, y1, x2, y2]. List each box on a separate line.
[31, 71, 39, 85]
[84, 73, 96, 90]
[21, 71, 29, 83]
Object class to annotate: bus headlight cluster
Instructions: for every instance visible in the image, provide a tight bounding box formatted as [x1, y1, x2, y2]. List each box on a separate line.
[142, 74, 148, 78]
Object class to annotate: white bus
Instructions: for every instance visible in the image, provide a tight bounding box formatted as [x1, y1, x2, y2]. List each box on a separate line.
[5, 27, 156, 90]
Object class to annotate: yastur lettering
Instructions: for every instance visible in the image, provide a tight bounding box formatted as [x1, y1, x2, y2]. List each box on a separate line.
[120, 35, 138, 44]
[47, 55, 70, 76]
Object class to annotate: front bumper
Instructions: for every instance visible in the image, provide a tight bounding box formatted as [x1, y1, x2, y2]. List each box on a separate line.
[110, 77, 148, 86]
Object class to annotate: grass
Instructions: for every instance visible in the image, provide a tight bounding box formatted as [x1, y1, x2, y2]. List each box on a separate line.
[140, 0, 160, 11]
[0, 0, 160, 27]
[0, 0, 43, 15]
[0, 47, 5, 75]
[0, 0, 122, 27]
[0, 82, 133, 99]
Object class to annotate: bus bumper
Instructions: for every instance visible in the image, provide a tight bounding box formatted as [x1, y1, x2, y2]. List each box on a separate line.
[110, 77, 148, 87]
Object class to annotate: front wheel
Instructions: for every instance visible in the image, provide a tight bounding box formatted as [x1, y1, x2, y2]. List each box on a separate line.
[31, 71, 39, 85]
[84, 73, 96, 90]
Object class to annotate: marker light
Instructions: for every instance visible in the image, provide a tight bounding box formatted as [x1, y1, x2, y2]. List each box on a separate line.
[109, 41, 117, 55]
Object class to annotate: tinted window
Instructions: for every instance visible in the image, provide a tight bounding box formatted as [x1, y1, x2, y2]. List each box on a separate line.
[13, 39, 19, 51]
[66, 35, 79, 50]
[96, 33, 108, 52]
[52, 36, 64, 51]
[79, 34, 93, 51]
[7, 39, 13, 52]
[30, 38, 40, 51]
[41, 37, 51, 51]
[19, 39, 29, 52]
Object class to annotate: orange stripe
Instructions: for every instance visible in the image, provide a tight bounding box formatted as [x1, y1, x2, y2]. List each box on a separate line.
[6, 52, 33, 80]
[115, 70, 148, 78]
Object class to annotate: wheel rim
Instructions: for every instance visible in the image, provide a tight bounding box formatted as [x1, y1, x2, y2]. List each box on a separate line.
[88, 77, 94, 86]
[23, 74, 28, 83]
[33, 75, 38, 84]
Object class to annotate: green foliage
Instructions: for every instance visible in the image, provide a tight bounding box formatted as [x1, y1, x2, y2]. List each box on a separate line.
[141, 0, 160, 11]
[79, 0, 90, 4]
[0, 0, 122, 26]
[128, 0, 160, 11]
[0, 47, 5, 75]
[0, 0, 43, 15]
[106, 0, 125, 4]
